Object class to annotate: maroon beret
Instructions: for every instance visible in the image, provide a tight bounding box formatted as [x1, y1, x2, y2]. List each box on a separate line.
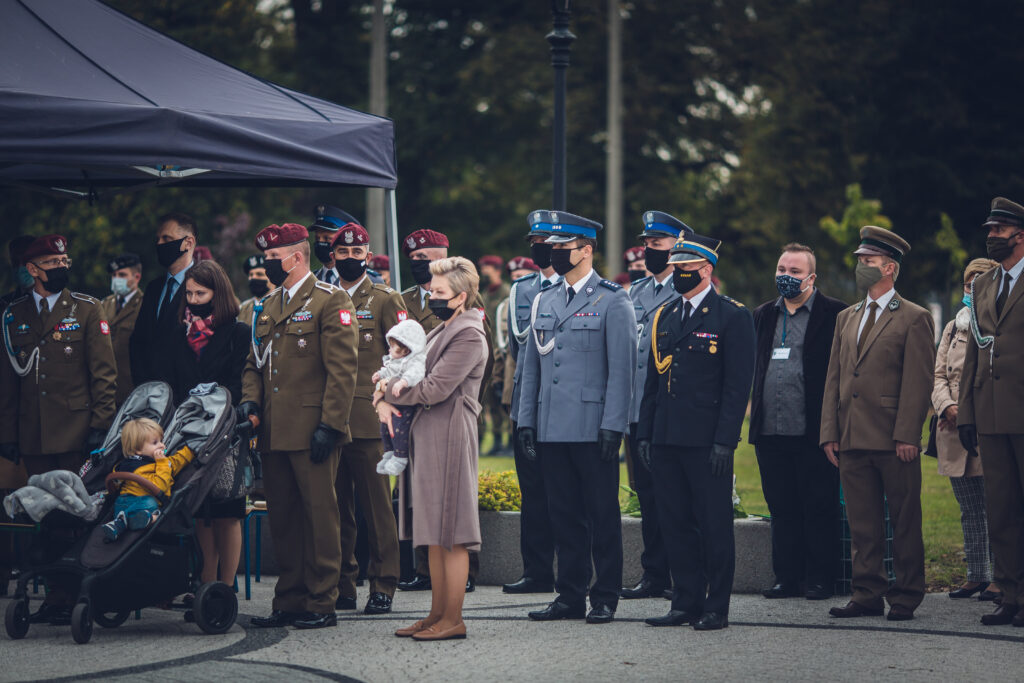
[193, 246, 213, 262]
[370, 254, 390, 270]
[255, 223, 309, 250]
[403, 229, 449, 257]
[330, 222, 370, 248]
[22, 234, 69, 264]
[507, 256, 538, 273]
[614, 272, 631, 286]
[479, 254, 503, 269]
[624, 246, 646, 264]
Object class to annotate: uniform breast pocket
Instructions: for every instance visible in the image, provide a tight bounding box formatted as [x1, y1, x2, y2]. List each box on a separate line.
[569, 316, 602, 350]
[57, 330, 85, 363]
[284, 325, 312, 356]
[533, 316, 555, 344]
[358, 323, 375, 349]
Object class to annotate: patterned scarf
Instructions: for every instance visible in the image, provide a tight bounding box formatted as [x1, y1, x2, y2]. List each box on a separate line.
[184, 309, 216, 358]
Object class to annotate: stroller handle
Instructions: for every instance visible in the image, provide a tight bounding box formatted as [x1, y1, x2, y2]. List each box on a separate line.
[105, 472, 169, 505]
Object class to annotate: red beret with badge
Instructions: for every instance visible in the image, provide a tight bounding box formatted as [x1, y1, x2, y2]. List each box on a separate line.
[254, 223, 308, 250]
[624, 246, 646, 265]
[403, 229, 449, 257]
[330, 223, 369, 248]
[370, 254, 390, 271]
[479, 254, 503, 269]
[507, 256, 539, 273]
[21, 234, 69, 264]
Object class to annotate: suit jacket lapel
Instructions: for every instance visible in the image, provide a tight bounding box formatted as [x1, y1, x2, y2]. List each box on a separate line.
[351, 277, 372, 309]
[998, 272, 1024, 323]
[556, 272, 601, 324]
[804, 291, 825, 343]
[41, 290, 71, 333]
[856, 296, 897, 362]
[281, 275, 316, 321]
[679, 289, 713, 339]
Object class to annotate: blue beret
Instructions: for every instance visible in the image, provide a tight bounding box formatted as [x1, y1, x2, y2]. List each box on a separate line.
[640, 211, 694, 239]
[528, 210, 602, 243]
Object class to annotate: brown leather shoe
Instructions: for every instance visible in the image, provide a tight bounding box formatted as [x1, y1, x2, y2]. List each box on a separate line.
[829, 601, 884, 618]
[412, 621, 467, 641]
[395, 618, 436, 637]
[981, 604, 1018, 625]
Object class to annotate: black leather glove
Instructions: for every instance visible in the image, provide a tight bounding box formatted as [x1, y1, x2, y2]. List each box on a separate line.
[0, 442, 19, 466]
[518, 427, 537, 462]
[237, 401, 261, 422]
[636, 439, 652, 471]
[710, 443, 734, 477]
[310, 423, 341, 464]
[958, 424, 979, 458]
[84, 428, 106, 456]
[598, 429, 623, 463]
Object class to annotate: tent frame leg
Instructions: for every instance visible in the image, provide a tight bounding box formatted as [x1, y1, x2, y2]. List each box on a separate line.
[384, 188, 401, 291]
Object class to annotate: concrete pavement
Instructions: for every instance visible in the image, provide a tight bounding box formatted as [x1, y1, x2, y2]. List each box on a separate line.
[3, 582, 1023, 682]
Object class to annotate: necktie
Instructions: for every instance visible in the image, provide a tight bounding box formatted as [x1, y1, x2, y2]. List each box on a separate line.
[161, 278, 176, 317]
[116, 295, 125, 313]
[655, 283, 663, 296]
[996, 271, 1012, 316]
[858, 302, 879, 354]
[326, 270, 336, 285]
[39, 297, 49, 317]
[683, 300, 692, 324]
[541, 279, 553, 291]
[567, 287, 575, 304]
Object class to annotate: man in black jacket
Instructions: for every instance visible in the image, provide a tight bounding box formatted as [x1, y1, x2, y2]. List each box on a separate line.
[749, 243, 847, 601]
[129, 212, 197, 386]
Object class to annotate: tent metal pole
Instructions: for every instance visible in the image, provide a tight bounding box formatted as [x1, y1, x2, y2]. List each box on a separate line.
[385, 188, 401, 291]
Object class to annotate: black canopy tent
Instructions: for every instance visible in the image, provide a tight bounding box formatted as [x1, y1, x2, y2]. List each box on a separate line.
[0, 0, 403, 286]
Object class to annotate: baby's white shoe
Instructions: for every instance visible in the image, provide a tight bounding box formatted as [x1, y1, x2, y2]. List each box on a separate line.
[383, 456, 408, 476]
[376, 450, 395, 474]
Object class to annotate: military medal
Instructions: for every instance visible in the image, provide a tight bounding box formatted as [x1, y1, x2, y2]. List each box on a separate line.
[364, 333, 372, 342]
[297, 338, 307, 349]
[702, 307, 709, 313]
[52, 331, 61, 341]
[64, 345, 73, 356]
[709, 342, 718, 354]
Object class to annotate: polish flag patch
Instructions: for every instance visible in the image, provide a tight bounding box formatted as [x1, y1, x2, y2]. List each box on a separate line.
[397, 310, 408, 322]
[339, 310, 352, 325]
[99, 321, 110, 335]
[477, 307, 486, 320]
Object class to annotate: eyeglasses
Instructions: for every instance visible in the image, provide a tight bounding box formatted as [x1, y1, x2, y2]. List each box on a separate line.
[33, 257, 72, 268]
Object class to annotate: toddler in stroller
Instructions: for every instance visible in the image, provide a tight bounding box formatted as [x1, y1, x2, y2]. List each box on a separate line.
[102, 418, 194, 542]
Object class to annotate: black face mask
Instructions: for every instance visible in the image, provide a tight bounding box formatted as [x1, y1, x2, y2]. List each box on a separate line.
[337, 257, 367, 282]
[264, 258, 292, 286]
[530, 242, 553, 270]
[248, 278, 270, 298]
[428, 296, 458, 321]
[628, 269, 647, 283]
[156, 237, 187, 269]
[410, 259, 434, 286]
[672, 267, 703, 294]
[187, 301, 214, 318]
[314, 241, 334, 265]
[987, 232, 1021, 262]
[644, 247, 670, 274]
[40, 266, 69, 293]
[550, 247, 581, 276]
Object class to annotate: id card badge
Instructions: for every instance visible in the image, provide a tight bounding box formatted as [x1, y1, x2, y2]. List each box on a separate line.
[772, 347, 791, 360]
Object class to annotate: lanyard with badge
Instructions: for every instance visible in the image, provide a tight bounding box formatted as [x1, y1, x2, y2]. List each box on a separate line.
[772, 310, 792, 360]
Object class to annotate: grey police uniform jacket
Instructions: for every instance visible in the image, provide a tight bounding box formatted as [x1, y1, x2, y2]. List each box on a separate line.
[518, 270, 637, 442]
[506, 272, 558, 423]
[628, 274, 678, 425]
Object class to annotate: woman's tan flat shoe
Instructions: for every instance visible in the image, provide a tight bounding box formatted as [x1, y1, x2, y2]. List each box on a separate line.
[395, 618, 437, 637]
[412, 621, 467, 641]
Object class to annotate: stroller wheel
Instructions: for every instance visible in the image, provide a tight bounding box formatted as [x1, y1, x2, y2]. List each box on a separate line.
[94, 609, 131, 629]
[194, 581, 237, 635]
[5, 599, 30, 639]
[71, 602, 93, 644]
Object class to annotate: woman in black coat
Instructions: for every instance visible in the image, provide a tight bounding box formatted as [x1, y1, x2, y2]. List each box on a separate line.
[172, 259, 250, 585]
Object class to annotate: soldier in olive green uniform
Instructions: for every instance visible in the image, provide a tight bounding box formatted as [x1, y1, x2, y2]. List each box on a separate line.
[329, 221, 405, 614]
[0, 234, 116, 477]
[238, 254, 273, 324]
[241, 223, 359, 630]
[479, 255, 511, 454]
[99, 253, 143, 406]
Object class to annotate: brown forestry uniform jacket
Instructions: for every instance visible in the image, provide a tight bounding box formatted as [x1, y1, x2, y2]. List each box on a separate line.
[350, 277, 407, 439]
[820, 293, 935, 451]
[241, 275, 359, 449]
[0, 289, 117, 457]
[99, 290, 143, 405]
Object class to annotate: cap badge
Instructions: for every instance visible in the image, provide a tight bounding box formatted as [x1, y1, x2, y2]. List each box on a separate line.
[54, 238, 65, 253]
[419, 236, 426, 244]
[257, 235, 268, 248]
[406, 237, 416, 248]
[533, 212, 541, 223]
[549, 211, 558, 223]
[317, 205, 325, 215]
[345, 231, 354, 244]
[109, 261, 117, 270]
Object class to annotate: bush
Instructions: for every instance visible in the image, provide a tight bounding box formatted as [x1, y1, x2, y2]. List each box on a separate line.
[478, 470, 521, 511]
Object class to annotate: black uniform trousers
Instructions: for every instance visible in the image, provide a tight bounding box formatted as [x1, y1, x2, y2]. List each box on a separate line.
[625, 424, 670, 588]
[539, 441, 622, 610]
[755, 434, 839, 588]
[653, 445, 734, 616]
[511, 420, 554, 583]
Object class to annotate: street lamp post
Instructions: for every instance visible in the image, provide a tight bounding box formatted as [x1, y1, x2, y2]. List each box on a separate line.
[547, 0, 576, 211]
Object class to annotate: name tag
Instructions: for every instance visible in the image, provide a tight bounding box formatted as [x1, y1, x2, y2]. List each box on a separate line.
[772, 347, 791, 360]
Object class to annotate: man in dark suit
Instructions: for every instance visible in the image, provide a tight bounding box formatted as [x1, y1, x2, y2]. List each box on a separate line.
[637, 233, 755, 631]
[129, 212, 197, 386]
[749, 243, 847, 601]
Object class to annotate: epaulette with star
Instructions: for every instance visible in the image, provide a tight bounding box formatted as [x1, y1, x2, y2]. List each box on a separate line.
[513, 272, 539, 284]
[70, 291, 99, 305]
[314, 280, 340, 293]
[599, 279, 622, 291]
[372, 283, 395, 294]
[721, 295, 744, 308]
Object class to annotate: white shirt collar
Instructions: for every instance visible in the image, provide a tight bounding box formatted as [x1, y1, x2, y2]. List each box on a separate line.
[121, 288, 138, 304]
[865, 286, 896, 313]
[419, 285, 430, 307]
[564, 269, 595, 297]
[654, 271, 673, 287]
[168, 260, 193, 285]
[1003, 256, 1024, 283]
[682, 283, 711, 313]
[32, 289, 61, 314]
[286, 272, 313, 301]
[344, 274, 367, 298]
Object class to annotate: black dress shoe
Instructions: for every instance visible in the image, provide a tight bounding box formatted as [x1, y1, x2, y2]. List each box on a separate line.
[620, 578, 669, 600]
[693, 612, 728, 630]
[585, 605, 615, 624]
[978, 589, 1002, 602]
[762, 583, 802, 599]
[645, 609, 700, 627]
[887, 605, 914, 621]
[466, 577, 475, 593]
[335, 596, 357, 610]
[364, 592, 393, 615]
[250, 610, 305, 628]
[503, 577, 555, 594]
[398, 574, 431, 591]
[293, 612, 337, 629]
[528, 600, 585, 621]
[829, 601, 884, 618]
[949, 582, 989, 599]
[981, 604, 1018, 625]
[805, 584, 833, 601]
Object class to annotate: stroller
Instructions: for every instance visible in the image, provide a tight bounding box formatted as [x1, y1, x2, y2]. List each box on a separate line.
[4, 382, 251, 644]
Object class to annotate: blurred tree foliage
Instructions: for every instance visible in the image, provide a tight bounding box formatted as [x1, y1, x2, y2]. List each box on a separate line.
[3, 0, 1023, 314]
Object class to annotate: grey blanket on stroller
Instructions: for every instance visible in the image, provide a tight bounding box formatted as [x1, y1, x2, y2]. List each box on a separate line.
[3, 470, 104, 522]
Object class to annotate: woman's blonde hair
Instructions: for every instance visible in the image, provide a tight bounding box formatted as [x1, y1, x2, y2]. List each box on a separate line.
[429, 256, 480, 308]
[964, 257, 999, 284]
[121, 417, 163, 455]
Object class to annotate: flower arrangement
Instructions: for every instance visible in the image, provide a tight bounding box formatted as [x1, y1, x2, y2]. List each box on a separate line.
[478, 470, 522, 511]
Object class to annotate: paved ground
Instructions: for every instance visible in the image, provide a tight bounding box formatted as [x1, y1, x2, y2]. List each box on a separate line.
[4, 581, 1024, 682]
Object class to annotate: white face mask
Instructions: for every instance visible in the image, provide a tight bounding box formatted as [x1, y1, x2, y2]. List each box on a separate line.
[111, 277, 131, 296]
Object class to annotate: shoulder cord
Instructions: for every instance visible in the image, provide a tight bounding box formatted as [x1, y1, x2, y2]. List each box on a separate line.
[651, 304, 672, 375]
[530, 289, 556, 356]
[250, 299, 273, 372]
[508, 278, 531, 345]
[495, 298, 509, 352]
[967, 276, 995, 372]
[2, 305, 39, 378]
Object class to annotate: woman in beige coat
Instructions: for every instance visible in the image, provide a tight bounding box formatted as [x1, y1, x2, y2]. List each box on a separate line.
[932, 258, 1000, 600]
[375, 256, 488, 641]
